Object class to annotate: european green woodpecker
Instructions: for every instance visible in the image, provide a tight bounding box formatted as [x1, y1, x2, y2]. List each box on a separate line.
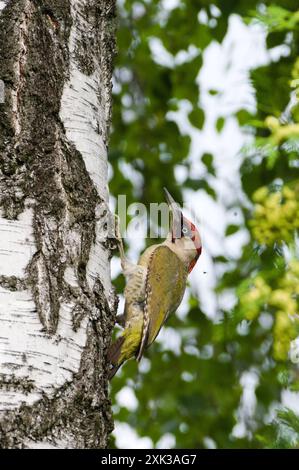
[108, 188, 202, 379]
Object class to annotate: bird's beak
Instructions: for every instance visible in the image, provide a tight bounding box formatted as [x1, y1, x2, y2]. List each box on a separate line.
[163, 187, 182, 239]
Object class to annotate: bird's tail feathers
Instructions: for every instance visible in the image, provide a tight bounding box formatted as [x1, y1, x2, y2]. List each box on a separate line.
[107, 336, 125, 380]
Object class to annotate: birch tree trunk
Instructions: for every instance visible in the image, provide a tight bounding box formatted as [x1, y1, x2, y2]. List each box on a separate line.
[0, 0, 117, 448]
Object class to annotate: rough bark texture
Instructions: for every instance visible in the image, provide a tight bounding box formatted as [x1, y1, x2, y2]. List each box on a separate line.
[0, 0, 117, 448]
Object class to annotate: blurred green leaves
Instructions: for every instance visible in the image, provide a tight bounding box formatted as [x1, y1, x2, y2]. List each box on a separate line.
[109, 0, 299, 449]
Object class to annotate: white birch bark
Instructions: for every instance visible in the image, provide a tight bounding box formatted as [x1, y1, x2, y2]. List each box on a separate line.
[0, 0, 117, 448]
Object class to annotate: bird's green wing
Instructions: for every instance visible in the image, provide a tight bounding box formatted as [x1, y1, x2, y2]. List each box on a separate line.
[136, 245, 188, 361]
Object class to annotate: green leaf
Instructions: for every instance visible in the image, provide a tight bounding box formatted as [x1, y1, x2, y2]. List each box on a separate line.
[225, 224, 239, 236]
[189, 107, 205, 129]
[216, 116, 225, 133]
[202, 153, 216, 176]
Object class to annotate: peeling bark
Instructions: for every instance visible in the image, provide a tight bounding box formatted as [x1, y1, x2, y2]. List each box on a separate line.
[0, 0, 117, 448]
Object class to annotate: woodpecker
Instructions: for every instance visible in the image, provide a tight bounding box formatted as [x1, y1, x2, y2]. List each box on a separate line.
[108, 188, 202, 379]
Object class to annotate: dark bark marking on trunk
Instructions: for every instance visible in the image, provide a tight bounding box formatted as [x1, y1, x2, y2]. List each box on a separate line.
[0, 275, 27, 291]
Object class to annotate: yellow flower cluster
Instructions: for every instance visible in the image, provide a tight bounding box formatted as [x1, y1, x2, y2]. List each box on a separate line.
[265, 116, 299, 144]
[270, 262, 299, 359]
[240, 260, 299, 360]
[250, 186, 299, 245]
[241, 277, 271, 321]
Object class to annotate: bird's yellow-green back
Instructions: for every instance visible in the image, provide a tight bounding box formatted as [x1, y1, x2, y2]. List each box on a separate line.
[141, 245, 188, 347]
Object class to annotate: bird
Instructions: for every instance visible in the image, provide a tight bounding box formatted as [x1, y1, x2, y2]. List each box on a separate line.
[108, 188, 202, 379]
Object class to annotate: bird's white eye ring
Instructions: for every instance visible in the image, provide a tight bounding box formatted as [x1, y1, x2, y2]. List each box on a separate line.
[182, 227, 188, 234]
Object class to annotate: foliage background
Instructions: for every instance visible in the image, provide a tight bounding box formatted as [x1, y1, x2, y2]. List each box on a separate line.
[109, 0, 299, 448]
